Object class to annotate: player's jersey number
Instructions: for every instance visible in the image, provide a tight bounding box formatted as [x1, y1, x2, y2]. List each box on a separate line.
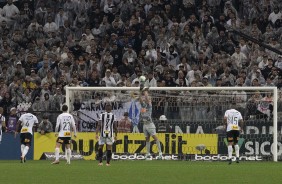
[63, 122, 70, 131]
[231, 116, 238, 130]
[21, 121, 30, 133]
[63, 121, 71, 136]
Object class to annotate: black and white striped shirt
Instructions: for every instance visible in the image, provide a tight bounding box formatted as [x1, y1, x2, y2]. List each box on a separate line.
[99, 112, 116, 138]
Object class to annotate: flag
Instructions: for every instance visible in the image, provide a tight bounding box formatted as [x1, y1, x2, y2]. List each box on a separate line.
[128, 100, 140, 126]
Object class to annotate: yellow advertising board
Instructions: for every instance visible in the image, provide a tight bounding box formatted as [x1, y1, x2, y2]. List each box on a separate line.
[34, 133, 218, 160]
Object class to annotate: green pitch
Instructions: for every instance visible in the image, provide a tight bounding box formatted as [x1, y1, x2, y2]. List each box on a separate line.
[0, 160, 281, 184]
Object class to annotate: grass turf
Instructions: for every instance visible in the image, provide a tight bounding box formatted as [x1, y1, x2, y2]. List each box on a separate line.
[0, 160, 281, 184]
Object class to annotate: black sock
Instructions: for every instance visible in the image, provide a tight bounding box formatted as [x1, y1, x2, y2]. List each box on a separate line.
[106, 150, 112, 164]
[98, 148, 103, 163]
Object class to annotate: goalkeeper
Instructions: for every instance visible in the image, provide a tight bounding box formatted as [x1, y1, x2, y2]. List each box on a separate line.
[138, 86, 162, 159]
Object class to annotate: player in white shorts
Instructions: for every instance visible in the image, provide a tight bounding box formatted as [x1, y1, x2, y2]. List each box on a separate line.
[96, 103, 118, 166]
[139, 87, 162, 159]
[52, 105, 77, 165]
[224, 108, 244, 165]
[15, 108, 39, 163]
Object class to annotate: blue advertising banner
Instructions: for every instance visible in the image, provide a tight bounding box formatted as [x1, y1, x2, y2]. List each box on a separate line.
[0, 133, 34, 160]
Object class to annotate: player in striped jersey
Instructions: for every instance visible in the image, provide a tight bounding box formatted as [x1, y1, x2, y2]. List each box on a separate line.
[52, 105, 77, 165]
[0, 107, 6, 144]
[15, 108, 39, 163]
[95, 103, 117, 166]
[224, 108, 244, 165]
[139, 88, 162, 159]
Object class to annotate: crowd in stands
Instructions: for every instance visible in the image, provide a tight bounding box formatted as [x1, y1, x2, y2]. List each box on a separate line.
[0, 0, 282, 132]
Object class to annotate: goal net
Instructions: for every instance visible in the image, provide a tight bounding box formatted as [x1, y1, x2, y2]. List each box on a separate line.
[66, 87, 280, 162]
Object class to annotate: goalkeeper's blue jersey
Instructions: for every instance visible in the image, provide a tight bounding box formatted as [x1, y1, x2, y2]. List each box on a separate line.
[139, 102, 153, 124]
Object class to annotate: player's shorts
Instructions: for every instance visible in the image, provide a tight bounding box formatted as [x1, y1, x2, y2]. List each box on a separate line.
[56, 137, 71, 144]
[20, 133, 32, 145]
[98, 137, 114, 145]
[143, 123, 156, 137]
[227, 130, 240, 144]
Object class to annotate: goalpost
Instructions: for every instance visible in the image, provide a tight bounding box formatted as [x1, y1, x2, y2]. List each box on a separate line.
[66, 86, 279, 162]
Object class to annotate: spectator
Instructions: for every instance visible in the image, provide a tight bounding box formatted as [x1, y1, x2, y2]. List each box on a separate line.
[37, 114, 53, 134]
[144, 71, 157, 87]
[102, 69, 117, 87]
[12, 61, 25, 79]
[43, 15, 58, 33]
[268, 7, 282, 27]
[52, 88, 64, 110]
[6, 107, 18, 133]
[231, 46, 247, 70]
[264, 76, 275, 87]
[277, 76, 282, 89]
[175, 70, 188, 86]
[111, 66, 121, 83]
[275, 55, 282, 69]
[117, 112, 132, 133]
[2, 0, 19, 26]
[41, 70, 56, 86]
[0, 0, 281, 135]
[202, 76, 212, 87]
[122, 44, 137, 64]
[55, 8, 68, 28]
[21, 75, 34, 92]
[0, 77, 8, 99]
[157, 114, 168, 133]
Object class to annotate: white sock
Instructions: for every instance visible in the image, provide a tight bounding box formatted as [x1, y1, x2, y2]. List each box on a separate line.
[67, 148, 71, 163]
[21, 144, 25, 154]
[235, 145, 240, 158]
[55, 148, 60, 161]
[22, 146, 29, 158]
[146, 142, 150, 155]
[228, 145, 233, 159]
[156, 140, 162, 155]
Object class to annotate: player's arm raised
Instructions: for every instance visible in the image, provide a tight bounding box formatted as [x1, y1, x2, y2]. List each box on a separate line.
[143, 90, 152, 105]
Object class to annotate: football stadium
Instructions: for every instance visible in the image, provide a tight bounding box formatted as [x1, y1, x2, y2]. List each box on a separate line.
[0, 0, 282, 183]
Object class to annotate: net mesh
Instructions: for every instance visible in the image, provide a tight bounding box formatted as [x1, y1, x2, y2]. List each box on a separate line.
[67, 88, 282, 160]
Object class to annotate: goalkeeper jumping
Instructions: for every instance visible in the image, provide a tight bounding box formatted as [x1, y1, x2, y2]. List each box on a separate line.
[138, 85, 162, 159]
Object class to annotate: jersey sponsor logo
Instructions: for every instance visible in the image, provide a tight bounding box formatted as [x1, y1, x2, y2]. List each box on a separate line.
[21, 128, 28, 133]
[24, 139, 30, 143]
[64, 132, 71, 136]
[232, 125, 238, 130]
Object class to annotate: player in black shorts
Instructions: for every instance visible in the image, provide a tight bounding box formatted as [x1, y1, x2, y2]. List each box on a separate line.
[224, 108, 244, 165]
